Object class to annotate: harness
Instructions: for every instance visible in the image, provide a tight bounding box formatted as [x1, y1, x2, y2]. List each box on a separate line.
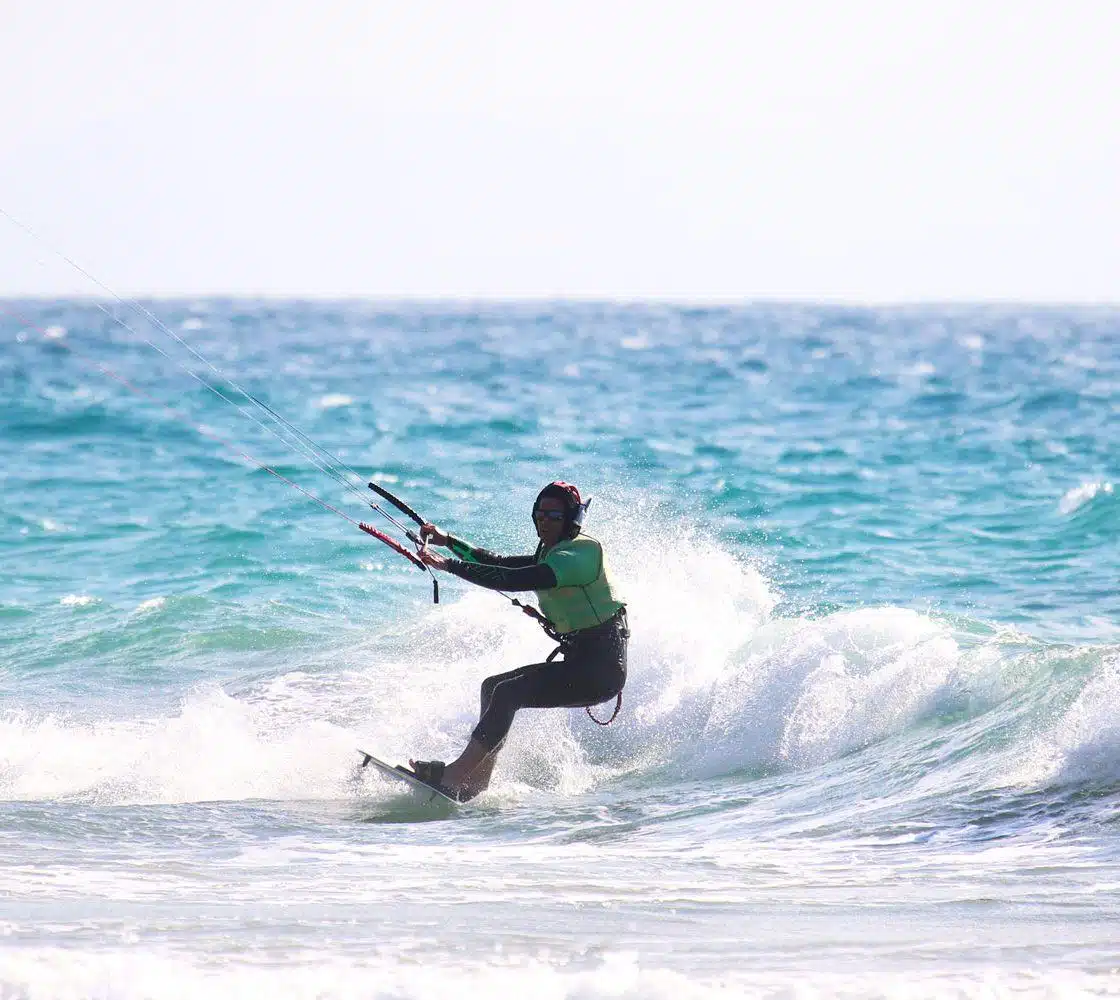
[540, 609, 629, 726]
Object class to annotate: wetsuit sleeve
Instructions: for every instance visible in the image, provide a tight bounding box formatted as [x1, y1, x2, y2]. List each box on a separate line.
[442, 559, 558, 592]
[444, 535, 536, 568]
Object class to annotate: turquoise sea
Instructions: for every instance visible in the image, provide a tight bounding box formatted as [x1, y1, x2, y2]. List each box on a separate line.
[2, 299, 1120, 997]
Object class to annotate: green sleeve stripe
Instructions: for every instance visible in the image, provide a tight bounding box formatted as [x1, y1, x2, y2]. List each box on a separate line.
[446, 536, 482, 563]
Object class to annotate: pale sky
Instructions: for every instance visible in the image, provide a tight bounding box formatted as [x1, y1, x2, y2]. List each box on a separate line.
[2, 1, 1118, 301]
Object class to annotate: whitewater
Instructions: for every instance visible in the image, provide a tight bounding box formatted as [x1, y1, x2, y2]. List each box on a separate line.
[2, 300, 1119, 998]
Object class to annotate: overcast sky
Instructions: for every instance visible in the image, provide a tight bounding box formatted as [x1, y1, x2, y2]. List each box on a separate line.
[2, 1, 1118, 301]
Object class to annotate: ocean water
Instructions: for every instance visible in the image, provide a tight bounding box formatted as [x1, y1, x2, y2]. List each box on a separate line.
[2, 299, 1120, 998]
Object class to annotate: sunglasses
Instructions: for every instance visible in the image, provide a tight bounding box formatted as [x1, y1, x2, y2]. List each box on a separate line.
[533, 509, 567, 522]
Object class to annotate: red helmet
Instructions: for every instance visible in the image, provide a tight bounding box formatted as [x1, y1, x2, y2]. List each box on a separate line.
[533, 481, 591, 537]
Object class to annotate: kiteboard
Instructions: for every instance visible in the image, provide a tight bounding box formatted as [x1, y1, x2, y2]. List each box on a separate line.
[357, 749, 459, 804]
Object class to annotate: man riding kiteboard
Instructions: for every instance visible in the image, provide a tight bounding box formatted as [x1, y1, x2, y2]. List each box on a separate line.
[410, 481, 628, 801]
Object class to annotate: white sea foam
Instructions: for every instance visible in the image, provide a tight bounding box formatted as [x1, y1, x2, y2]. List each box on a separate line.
[901, 360, 936, 377]
[1058, 480, 1113, 514]
[0, 687, 359, 805]
[133, 597, 166, 613]
[59, 594, 97, 607]
[0, 947, 1112, 1000]
[620, 333, 651, 350]
[1025, 654, 1120, 787]
[693, 607, 967, 776]
[318, 394, 354, 409]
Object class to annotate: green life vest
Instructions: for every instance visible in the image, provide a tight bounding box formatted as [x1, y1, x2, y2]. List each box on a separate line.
[536, 534, 624, 634]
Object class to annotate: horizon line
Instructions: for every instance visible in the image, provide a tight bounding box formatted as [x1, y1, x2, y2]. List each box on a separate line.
[2, 292, 1119, 310]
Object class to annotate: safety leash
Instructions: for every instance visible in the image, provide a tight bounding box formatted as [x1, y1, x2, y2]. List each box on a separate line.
[586, 693, 623, 726]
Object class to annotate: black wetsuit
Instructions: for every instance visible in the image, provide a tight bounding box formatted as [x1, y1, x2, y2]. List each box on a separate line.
[442, 542, 628, 749]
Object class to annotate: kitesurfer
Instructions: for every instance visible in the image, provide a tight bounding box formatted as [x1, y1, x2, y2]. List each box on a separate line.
[410, 482, 627, 801]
